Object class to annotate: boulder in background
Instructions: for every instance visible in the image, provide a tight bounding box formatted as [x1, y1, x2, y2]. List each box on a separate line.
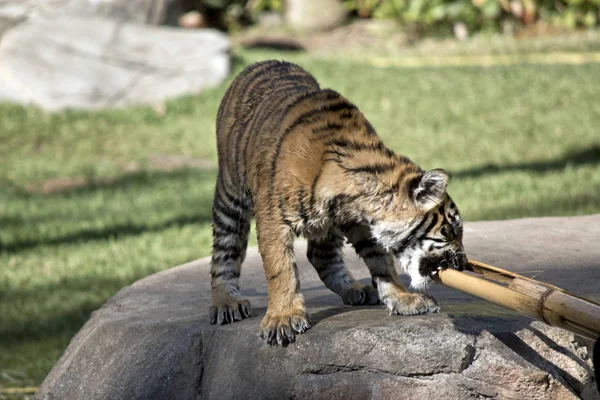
[284, 0, 347, 32]
[0, 17, 230, 111]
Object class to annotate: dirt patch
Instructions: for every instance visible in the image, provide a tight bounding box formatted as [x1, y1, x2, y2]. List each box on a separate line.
[25, 176, 118, 194]
[146, 153, 215, 171]
[233, 19, 410, 54]
[25, 154, 216, 194]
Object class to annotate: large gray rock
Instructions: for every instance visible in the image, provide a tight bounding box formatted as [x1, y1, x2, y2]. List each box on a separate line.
[37, 215, 600, 400]
[0, 17, 230, 110]
[0, 1, 28, 38]
[0, 0, 186, 27]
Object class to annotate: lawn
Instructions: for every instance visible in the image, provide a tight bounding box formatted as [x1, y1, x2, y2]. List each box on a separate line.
[1, 46, 600, 391]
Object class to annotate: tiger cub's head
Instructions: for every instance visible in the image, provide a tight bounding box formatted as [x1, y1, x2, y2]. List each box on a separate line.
[370, 169, 467, 290]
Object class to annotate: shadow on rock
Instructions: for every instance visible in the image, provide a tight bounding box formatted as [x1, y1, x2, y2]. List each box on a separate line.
[451, 313, 598, 399]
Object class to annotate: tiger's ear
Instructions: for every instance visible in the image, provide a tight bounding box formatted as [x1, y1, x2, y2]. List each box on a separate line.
[412, 169, 449, 212]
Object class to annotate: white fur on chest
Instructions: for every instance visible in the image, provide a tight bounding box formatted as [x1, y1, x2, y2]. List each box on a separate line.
[370, 220, 411, 252]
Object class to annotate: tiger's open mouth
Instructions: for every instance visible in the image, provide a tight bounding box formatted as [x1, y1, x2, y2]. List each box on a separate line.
[419, 250, 466, 278]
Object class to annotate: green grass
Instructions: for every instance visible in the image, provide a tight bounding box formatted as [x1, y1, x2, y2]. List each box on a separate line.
[1, 47, 600, 389]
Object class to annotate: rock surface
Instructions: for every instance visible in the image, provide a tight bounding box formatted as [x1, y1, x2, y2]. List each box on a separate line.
[0, 17, 230, 110]
[37, 215, 600, 400]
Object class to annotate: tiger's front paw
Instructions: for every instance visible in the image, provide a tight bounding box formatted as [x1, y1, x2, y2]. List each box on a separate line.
[342, 284, 380, 306]
[209, 295, 252, 325]
[260, 308, 311, 346]
[384, 292, 440, 315]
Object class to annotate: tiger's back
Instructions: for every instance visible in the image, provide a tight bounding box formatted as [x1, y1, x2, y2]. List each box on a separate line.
[209, 60, 467, 346]
[216, 60, 320, 194]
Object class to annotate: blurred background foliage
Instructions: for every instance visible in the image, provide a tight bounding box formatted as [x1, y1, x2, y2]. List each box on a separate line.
[198, 0, 600, 35]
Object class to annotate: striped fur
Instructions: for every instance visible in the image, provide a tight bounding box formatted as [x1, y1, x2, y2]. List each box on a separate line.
[209, 60, 466, 345]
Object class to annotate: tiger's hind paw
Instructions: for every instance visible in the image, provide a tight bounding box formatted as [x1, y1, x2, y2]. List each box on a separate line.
[209, 298, 252, 325]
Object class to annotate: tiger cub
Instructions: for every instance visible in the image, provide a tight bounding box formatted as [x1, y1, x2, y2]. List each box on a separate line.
[209, 60, 466, 345]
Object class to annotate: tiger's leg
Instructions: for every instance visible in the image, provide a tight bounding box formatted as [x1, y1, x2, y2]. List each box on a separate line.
[307, 228, 379, 305]
[256, 213, 310, 345]
[344, 224, 439, 315]
[209, 177, 252, 325]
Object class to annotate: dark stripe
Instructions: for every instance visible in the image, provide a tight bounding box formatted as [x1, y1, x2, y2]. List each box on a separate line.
[212, 210, 239, 233]
[281, 99, 345, 134]
[212, 241, 243, 255]
[278, 192, 292, 226]
[401, 214, 441, 252]
[389, 168, 409, 192]
[318, 261, 345, 280]
[216, 84, 234, 130]
[217, 172, 246, 204]
[312, 122, 344, 136]
[322, 157, 343, 165]
[266, 269, 283, 281]
[298, 189, 309, 225]
[310, 246, 340, 260]
[215, 188, 246, 217]
[211, 269, 240, 280]
[309, 167, 323, 210]
[323, 149, 350, 159]
[338, 222, 359, 232]
[280, 96, 355, 136]
[325, 138, 385, 153]
[421, 213, 441, 239]
[213, 199, 244, 223]
[352, 238, 375, 254]
[212, 216, 248, 236]
[211, 252, 235, 264]
[407, 173, 424, 197]
[281, 92, 343, 131]
[392, 216, 428, 254]
[331, 193, 362, 206]
[365, 121, 377, 136]
[376, 162, 419, 196]
[339, 110, 354, 119]
[243, 61, 284, 94]
[407, 215, 428, 238]
[404, 216, 433, 245]
[222, 186, 251, 211]
[343, 163, 396, 174]
[362, 250, 386, 259]
[328, 230, 346, 244]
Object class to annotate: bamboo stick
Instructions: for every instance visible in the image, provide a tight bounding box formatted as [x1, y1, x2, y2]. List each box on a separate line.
[434, 260, 600, 340]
